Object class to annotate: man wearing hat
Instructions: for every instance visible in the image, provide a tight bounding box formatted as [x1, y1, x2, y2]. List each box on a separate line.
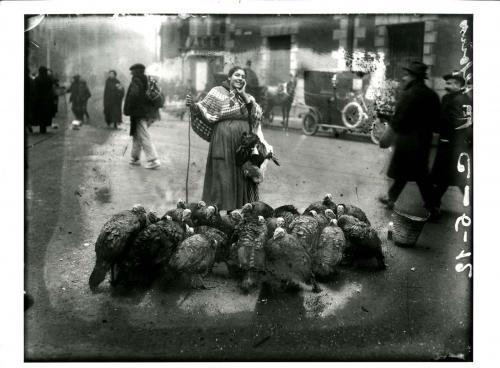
[124, 63, 161, 169]
[378, 61, 441, 217]
[430, 73, 472, 215]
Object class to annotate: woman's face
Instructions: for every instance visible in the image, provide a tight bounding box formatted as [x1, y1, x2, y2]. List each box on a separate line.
[228, 69, 246, 90]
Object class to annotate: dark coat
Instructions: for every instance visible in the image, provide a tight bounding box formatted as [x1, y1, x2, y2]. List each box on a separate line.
[103, 77, 124, 124]
[387, 79, 441, 181]
[431, 91, 472, 187]
[33, 73, 56, 126]
[123, 74, 159, 136]
[69, 78, 91, 120]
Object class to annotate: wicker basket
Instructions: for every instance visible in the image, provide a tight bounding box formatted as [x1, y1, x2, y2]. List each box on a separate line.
[391, 209, 429, 247]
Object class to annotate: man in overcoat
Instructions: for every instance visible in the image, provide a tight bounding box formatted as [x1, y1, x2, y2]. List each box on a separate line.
[33, 66, 56, 134]
[123, 63, 161, 169]
[378, 61, 441, 216]
[103, 70, 125, 129]
[430, 73, 472, 212]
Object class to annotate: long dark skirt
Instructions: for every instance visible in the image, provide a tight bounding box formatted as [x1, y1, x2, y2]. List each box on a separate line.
[202, 119, 258, 210]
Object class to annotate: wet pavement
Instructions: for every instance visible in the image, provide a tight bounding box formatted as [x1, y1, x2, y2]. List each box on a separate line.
[25, 109, 471, 361]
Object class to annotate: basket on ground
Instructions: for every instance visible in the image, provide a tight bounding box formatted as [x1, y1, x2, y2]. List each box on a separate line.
[391, 209, 429, 247]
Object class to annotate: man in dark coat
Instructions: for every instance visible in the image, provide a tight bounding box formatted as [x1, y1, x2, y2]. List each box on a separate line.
[33, 66, 56, 134]
[103, 70, 125, 129]
[430, 73, 472, 211]
[123, 63, 161, 169]
[378, 61, 441, 216]
[68, 75, 91, 122]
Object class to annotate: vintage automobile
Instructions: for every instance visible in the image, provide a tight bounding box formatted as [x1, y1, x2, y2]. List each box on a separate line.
[301, 70, 386, 144]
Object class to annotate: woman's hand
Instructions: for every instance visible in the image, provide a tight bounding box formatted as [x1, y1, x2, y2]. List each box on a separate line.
[236, 81, 251, 104]
[185, 93, 193, 107]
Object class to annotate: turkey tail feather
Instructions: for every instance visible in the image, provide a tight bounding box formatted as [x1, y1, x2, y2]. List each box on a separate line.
[89, 259, 111, 290]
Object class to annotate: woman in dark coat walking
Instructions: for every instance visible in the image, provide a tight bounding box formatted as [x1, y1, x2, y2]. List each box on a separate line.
[186, 66, 273, 211]
[103, 70, 125, 128]
[33, 66, 56, 134]
[378, 61, 441, 215]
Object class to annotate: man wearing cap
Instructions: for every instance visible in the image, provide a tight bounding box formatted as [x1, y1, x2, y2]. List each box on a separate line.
[378, 61, 441, 217]
[124, 63, 161, 169]
[430, 73, 472, 214]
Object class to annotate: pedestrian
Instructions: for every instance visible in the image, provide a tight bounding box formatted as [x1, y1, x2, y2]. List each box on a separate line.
[68, 74, 91, 123]
[25, 66, 35, 133]
[377, 61, 441, 218]
[282, 73, 297, 131]
[430, 73, 472, 216]
[103, 70, 125, 129]
[244, 60, 260, 102]
[123, 63, 161, 169]
[186, 66, 273, 211]
[33, 66, 56, 134]
[47, 69, 60, 129]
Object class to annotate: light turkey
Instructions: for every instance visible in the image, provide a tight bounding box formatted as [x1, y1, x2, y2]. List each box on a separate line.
[337, 214, 386, 270]
[336, 203, 371, 226]
[307, 209, 336, 229]
[265, 216, 286, 239]
[273, 204, 300, 232]
[303, 193, 337, 215]
[162, 207, 193, 228]
[263, 227, 321, 293]
[288, 212, 322, 255]
[195, 225, 229, 268]
[168, 233, 219, 289]
[230, 212, 268, 293]
[312, 218, 346, 280]
[89, 205, 149, 291]
[113, 215, 194, 288]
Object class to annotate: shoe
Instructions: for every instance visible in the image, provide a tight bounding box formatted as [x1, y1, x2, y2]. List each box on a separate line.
[144, 160, 160, 169]
[378, 195, 395, 210]
[129, 158, 141, 166]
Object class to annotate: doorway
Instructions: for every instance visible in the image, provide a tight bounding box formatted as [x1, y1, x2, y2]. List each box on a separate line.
[386, 23, 425, 80]
[267, 35, 291, 85]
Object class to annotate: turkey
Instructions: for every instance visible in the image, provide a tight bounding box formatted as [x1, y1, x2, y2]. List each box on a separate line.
[162, 207, 193, 227]
[201, 205, 243, 238]
[187, 200, 212, 226]
[248, 201, 274, 219]
[307, 209, 336, 229]
[312, 218, 346, 280]
[230, 213, 268, 293]
[89, 204, 148, 291]
[336, 203, 371, 226]
[265, 216, 286, 238]
[242, 161, 263, 184]
[288, 213, 322, 255]
[263, 227, 321, 293]
[273, 204, 300, 231]
[237, 131, 280, 168]
[337, 214, 386, 270]
[113, 216, 194, 288]
[168, 233, 219, 289]
[195, 225, 229, 267]
[303, 193, 337, 215]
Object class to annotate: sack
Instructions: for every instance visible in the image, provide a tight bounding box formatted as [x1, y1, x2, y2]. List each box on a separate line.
[379, 124, 395, 149]
[145, 76, 165, 109]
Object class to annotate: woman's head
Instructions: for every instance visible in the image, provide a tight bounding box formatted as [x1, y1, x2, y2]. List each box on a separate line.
[108, 70, 117, 78]
[227, 66, 246, 90]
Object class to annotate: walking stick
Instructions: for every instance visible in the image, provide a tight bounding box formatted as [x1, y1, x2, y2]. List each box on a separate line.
[186, 90, 192, 203]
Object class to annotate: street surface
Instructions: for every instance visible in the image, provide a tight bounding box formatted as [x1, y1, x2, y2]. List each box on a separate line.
[25, 109, 471, 361]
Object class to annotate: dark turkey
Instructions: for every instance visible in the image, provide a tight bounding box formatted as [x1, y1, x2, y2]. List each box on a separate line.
[113, 217, 194, 288]
[230, 214, 268, 293]
[243, 201, 274, 219]
[238, 131, 280, 168]
[273, 204, 300, 231]
[162, 207, 193, 228]
[242, 161, 263, 184]
[336, 203, 371, 226]
[337, 214, 386, 270]
[89, 205, 148, 291]
[288, 213, 322, 255]
[303, 193, 337, 215]
[312, 218, 346, 280]
[187, 200, 212, 226]
[200, 206, 243, 238]
[263, 227, 321, 293]
[307, 209, 336, 229]
[169, 233, 218, 289]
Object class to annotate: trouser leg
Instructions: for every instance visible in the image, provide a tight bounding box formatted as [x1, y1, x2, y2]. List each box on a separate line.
[433, 183, 449, 208]
[130, 134, 141, 161]
[136, 119, 158, 162]
[388, 180, 407, 202]
[416, 176, 436, 209]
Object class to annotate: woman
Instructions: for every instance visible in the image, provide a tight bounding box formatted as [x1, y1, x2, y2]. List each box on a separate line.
[103, 70, 125, 129]
[186, 66, 272, 211]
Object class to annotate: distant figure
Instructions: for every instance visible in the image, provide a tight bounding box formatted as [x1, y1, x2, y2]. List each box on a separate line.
[430, 73, 472, 216]
[33, 66, 56, 134]
[25, 67, 34, 133]
[123, 63, 161, 169]
[244, 60, 260, 102]
[377, 61, 441, 218]
[282, 73, 297, 131]
[47, 69, 60, 129]
[68, 75, 91, 123]
[103, 70, 125, 129]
